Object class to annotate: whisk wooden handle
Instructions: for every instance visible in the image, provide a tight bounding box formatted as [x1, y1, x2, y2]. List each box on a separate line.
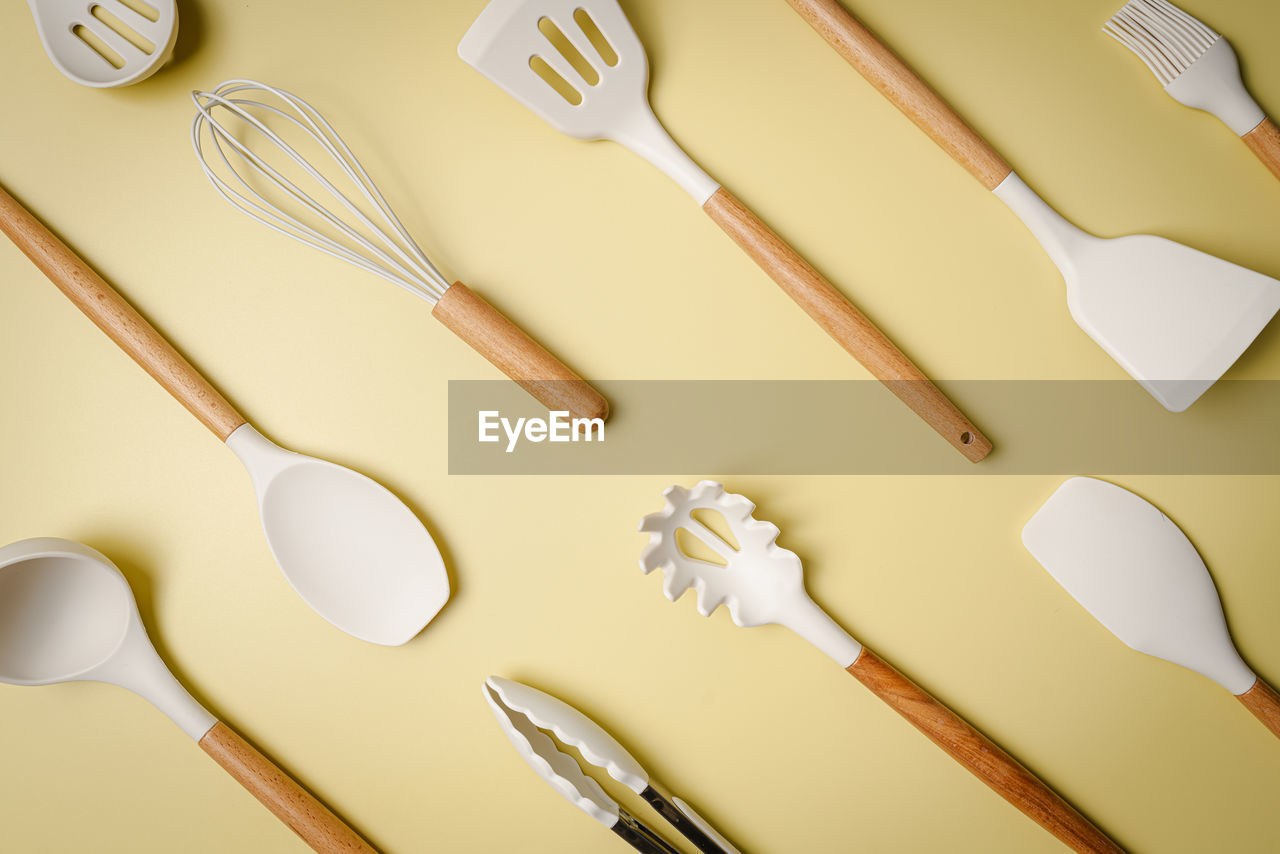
[702, 188, 990, 461]
[199, 722, 378, 854]
[432, 282, 609, 422]
[0, 184, 247, 441]
[783, 0, 1013, 190]
[1242, 118, 1280, 183]
[847, 648, 1123, 853]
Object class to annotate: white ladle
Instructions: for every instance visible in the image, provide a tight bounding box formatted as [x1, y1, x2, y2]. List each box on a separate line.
[0, 537, 377, 853]
[0, 183, 448, 646]
[27, 0, 179, 88]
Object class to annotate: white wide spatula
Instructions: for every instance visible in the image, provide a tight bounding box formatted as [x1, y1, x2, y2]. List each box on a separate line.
[459, 0, 991, 462]
[27, 0, 178, 88]
[640, 481, 1122, 854]
[1023, 477, 1280, 739]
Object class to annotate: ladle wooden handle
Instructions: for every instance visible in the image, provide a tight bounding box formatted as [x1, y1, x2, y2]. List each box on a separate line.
[847, 647, 1123, 853]
[432, 282, 609, 421]
[703, 188, 991, 461]
[199, 722, 378, 854]
[0, 184, 247, 441]
[783, 0, 1014, 190]
[1242, 118, 1280, 183]
[1237, 677, 1280, 740]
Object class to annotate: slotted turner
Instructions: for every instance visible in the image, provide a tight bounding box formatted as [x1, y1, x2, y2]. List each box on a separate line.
[783, 0, 1280, 412]
[639, 481, 1122, 854]
[27, 0, 178, 88]
[459, 0, 990, 462]
[1024, 477, 1280, 740]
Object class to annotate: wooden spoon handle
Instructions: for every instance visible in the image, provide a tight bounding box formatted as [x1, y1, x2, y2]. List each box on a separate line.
[1237, 677, 1280, 739]
[432, 282, 609, 421]
[703, 187, 990, 461]
[0, 183, 246, 441]
[783, 0, 1013, 190]
[847, 648, 1123, 853]
[1242, 118, 1280, 183]
[199, 722, 378, 854]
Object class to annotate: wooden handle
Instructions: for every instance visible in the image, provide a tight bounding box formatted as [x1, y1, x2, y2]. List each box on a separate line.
[0, 183, 246, 440]
[847, 648, 1123, 853]
[199, 722, 378, 854]
[1242, 118, 1280, 183]
[703, 188, 991, 461]
[432, 282, 609, 422]
[784, 0, 1012, 190]
[1237, 677, 1280, 740]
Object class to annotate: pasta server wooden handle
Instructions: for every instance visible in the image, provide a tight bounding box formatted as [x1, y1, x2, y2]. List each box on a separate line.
[1237, 677, 1280, 739]
[1242, 118, 1280, 183]
[847, 648, 1124, 854]
[433, 282, 609, 422]
[783, 0, 1014, 190]
[0, 183, 247, 440]
[199, 723, 378, 854]
[703, 188, 990, 461]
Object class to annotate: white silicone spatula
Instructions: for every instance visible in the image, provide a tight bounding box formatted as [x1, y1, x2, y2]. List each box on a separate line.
[1023, 477, 1280, 739]
[27, 0, 178, 87]
[0, 183, 448, 646]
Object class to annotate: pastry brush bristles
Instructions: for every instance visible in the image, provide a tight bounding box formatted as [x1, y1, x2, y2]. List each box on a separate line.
[1105, 0, 1220, 86]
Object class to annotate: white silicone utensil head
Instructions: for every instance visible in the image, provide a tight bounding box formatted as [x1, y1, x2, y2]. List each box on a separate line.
[26, 0, 178, 88]
[458, 0, 718, 202]
[483, 677, 620, 828]
[1023, 477, 1256, 694]
[1104, 0, 1265, 135]
[486, 676, 648, 793]
[225, 425, 449, 647]
[0, 538, 215, 738]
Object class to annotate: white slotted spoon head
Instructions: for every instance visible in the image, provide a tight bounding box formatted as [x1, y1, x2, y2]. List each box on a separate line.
[458, 0, 719, 202]
[27, 0, 178, 88]
[638, 481, 862, 665]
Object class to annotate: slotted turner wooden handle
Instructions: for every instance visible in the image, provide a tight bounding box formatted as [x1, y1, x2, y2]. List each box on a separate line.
[199, 722, 378, 853]
[783, 0, 1014, 190]
[847, 648, 1124, 854]
[1237, 677, 1280, 739]
[1242, 118, 1280, 183]
[703, 188, 991, 461]
[0, 183, 247, 440]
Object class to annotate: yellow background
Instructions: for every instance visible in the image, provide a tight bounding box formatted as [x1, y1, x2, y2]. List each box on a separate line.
[2, 0, 1280, 851]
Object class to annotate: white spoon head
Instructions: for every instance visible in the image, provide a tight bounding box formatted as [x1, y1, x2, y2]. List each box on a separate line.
[638, 481, 807, 627]
[1065, 234, 1280, 412]
[0, 538, 135, 685]
[27, 0, 179, 88]
[459, 0, 649, 142]
[227, 426, 449, 647]
[1023, 477, 1255, 693]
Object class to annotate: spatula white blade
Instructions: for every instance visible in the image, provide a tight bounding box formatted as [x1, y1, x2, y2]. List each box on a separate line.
[1023, 477, 1255, 693]
[1067, 237, 1280, 412]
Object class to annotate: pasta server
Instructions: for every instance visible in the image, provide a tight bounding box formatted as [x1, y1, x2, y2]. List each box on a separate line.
[458, 0, 990, 461]
[639, 481, 1123, 854]
[1105, 0, 1280, 182]
[484, 676, 741, 853]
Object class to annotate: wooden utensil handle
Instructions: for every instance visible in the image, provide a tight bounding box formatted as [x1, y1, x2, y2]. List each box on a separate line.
[847, 648, 1123, 853]
[199, 722, 378, 854]
[1237, 677, 1280, 739]
[0, 184, 246, 440]
[1242, 118, 1280, 182]
[432, 282, 609, 422]
[703, 188, 990, 461]
[784, 0, 1013, 190]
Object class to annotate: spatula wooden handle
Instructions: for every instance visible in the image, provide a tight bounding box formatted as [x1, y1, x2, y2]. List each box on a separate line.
[784, 0, 1014, 190]
[1242, 118, 1280, 183]
[1237, 677, 1280, 740]
[199, 722, 378, 854]
[432, 282, 609, 421]
[0, 184, 247, 441]
[847, 647, 1123, 853]
[703, 188, 991, 461]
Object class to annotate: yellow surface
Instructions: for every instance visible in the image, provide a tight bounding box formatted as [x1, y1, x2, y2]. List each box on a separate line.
[2, 0, 1280, 851]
